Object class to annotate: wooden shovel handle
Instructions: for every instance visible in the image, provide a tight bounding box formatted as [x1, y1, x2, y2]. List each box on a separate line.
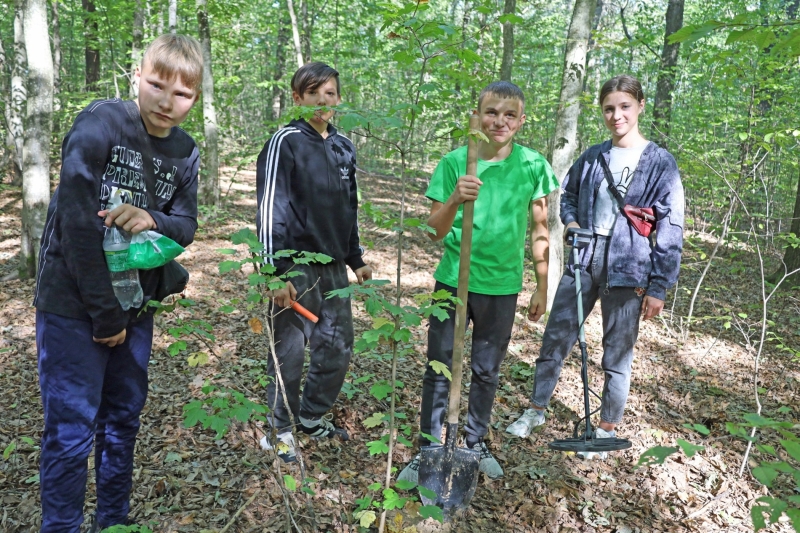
[447, 111, 480, 426]
[291, 301, 319, 323]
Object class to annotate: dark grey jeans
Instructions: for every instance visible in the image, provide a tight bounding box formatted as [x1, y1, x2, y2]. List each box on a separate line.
[531, 236, 643, 424]
[266, 261, 354, 433]
[420, 282, 518, 446]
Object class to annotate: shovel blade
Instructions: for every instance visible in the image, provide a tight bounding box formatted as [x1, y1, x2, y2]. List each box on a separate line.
[418, 443, 480, 513]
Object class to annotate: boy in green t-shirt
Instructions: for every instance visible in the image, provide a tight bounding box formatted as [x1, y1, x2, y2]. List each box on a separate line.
[399, 81, 559, 482]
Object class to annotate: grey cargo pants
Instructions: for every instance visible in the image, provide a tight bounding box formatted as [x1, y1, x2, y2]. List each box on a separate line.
[531, 235, 643, 424]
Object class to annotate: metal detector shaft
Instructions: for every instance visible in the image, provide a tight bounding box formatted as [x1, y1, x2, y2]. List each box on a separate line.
[572, 242, 593, 441]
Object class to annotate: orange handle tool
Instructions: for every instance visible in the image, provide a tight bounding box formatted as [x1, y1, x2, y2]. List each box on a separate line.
[291, 301, 319, 323]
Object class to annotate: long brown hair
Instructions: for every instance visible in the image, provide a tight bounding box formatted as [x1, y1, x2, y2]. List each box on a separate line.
[599, 75, 645, 105]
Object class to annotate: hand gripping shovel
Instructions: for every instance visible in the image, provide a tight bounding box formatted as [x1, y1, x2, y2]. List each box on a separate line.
[418, 112, 481, 517]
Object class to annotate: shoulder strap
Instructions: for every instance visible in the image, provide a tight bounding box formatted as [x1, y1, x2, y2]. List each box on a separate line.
[597, 152, 626, 210]
[122, 100, 158, 209]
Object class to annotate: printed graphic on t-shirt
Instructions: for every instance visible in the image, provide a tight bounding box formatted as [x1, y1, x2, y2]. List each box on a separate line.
[100, 144, 178, 210]
[612, 166, 634, 197]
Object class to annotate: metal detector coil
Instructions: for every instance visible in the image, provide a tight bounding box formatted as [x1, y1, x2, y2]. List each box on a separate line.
[549, 227, 633, 454]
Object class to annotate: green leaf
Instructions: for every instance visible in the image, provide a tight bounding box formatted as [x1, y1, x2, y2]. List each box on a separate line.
[419, 504, 444, 522]
[216, 248, 237, 255]
[429, 360, 452, 380]
[780, 439, 800, 462]
[395, 479, 417, 490]
[370, 382, 393, 401]
[218, 260, 240, 274]
[187, 352, 209, 367]
[3, 441, 16, 460]
[676, 439, 705, 457]
[368, 482, 382, 491]
[418, 485, 438, 500]
[636, 445, 679, 468]
[167, 340, 187, 356]
[498, 13, 524, 24]
[363, 412, 386, 428]
[20, 436, 35, 446]
[367, 440, 390, 455]
[355, 510, 377, 528]
[183, 406, 207, 428]
[752, 465, 779, 487]
[283, 474, 296, 491]
[382, 488, 406, 510]
[786, 508, 800, 532]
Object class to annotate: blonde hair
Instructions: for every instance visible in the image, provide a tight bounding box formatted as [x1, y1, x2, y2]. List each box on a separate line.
[141, 34, 203, 90]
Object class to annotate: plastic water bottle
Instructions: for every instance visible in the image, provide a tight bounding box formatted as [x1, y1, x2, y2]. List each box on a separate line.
[103, 225, 143, 310]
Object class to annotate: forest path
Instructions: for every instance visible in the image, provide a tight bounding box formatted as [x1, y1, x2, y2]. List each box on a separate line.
[0, 164, 796, 533]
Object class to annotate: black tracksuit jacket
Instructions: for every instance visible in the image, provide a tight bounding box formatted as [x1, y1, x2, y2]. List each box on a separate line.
[34, 98, 199, 338]
[255, 119, 365, 274]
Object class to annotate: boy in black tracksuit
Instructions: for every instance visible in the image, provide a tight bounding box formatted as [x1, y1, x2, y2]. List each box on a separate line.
[34, 35, 202, 532]
[256, 62, 371, 462]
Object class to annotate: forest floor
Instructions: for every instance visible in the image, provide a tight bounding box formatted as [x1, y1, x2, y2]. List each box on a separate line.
[1, 163, 799, 533]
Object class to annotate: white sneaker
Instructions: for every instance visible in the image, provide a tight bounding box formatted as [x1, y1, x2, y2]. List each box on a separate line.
[577, 427, 615, 460]
[505, 408, 546, 438]
[397, 454, 420, 485]
[260, 432, 297, 463]
[472, 441, 503, 479]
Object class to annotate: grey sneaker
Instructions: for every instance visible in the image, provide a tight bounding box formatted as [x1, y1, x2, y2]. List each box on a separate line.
[472, 441, 503, 479]
[506, 408, 546, 437]
[577, 427, 616, 460]
[397, 454, 420, 485]
[260, 431, 297, 463]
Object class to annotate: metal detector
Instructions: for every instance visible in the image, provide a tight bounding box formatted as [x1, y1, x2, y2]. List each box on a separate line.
[548, 227, 632, 454]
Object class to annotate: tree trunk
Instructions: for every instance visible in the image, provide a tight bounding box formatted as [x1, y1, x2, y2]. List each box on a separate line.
[300, 0, 311, 62]
[546, 0, 597, 310]
[499, 0, 515, 81]
[8, 0, 26, 187]
[130, 0, 144, 97]
[169, 0, 178, 33]
[272, 15, 289, 120]
[83, 0, 99, 91]
[50, 0, 60, 104]
[20, 0, 54, 279]
[197, 0, 219, 206]
[650, 0, 684, 148]
[286, 0, 304, 68]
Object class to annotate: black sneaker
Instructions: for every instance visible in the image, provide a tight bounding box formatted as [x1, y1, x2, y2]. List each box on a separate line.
[298, 416, 349, 441]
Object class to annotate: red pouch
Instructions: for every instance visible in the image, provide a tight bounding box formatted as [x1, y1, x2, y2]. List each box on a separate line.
[622, 205, 656, 237]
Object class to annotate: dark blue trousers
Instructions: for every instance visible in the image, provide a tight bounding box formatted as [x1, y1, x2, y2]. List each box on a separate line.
[36, 310, 153, 533]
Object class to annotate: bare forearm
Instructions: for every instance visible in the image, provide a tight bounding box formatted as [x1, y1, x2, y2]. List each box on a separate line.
[427, 200, 459, 241]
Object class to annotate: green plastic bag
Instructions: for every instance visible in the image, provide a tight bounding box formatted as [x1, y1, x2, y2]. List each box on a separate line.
[126, 230, 184, 270]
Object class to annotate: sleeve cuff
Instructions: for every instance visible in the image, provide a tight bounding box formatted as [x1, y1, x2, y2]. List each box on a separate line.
[92, 313, 129, 339]
[345, 255, 367, 271]
[645, 283, 667, 301]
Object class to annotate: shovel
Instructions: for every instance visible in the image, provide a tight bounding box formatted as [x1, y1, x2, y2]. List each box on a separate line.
[418, 111, 481, 516]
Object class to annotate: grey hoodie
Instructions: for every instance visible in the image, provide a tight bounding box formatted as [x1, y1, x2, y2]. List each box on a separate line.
[560, 140, 684, 301]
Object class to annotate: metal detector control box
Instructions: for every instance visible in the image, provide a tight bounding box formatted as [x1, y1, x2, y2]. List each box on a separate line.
[566, 227, 593, 249]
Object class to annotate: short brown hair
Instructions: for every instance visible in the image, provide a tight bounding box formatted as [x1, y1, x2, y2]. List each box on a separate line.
[291, 62, 341, 97]
[478, 81, 525, 111]
[599, 75, 645, 105]
[142, 34, 203, 91]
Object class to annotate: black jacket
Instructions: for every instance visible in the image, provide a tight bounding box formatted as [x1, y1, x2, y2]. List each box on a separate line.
[255, 119, 365, 273]
[34, 98, 199, 338]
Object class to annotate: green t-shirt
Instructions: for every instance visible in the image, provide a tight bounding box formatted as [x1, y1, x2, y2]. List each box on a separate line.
[425, 143, 559, 295]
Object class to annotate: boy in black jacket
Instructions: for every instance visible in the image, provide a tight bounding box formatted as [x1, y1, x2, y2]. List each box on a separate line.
[256, 62, 371, 463]
[34, 34, 202, 533]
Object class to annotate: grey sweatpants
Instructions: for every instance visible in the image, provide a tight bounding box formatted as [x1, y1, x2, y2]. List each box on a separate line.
[531, 235, 643, 424]
[266, 261, 354, 433]
[420, 282, 518, 446]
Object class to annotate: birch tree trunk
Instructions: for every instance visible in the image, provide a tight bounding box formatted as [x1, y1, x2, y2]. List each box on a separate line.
[546, 0, 597, 310]
[286, 0, 305, 68]
[197, 0, 219, 206]
[169, 0, 178, 33]
[20, 0, 54, 279]
[499, 0, 515, 81]
[300, 0, 311, 62]
[272, 15, 289, 120]
[651, 0, 684, 148]
[8, 0, 26, 187]
[130, 0, 144, 97]
[50, 0, 60, 109]
[83, 0, 100, 91]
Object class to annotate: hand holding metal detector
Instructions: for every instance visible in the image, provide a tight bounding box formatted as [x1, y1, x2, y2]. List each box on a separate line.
[548, 227, 632, 454]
